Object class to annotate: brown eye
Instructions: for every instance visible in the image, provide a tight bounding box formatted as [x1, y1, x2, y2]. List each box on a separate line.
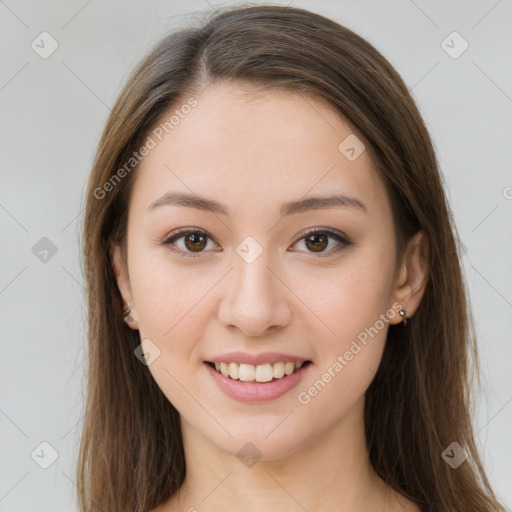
[162, 229, 216, 258]
[183, 232, 208, 252]
[304, 233, 329, 252]
[162, 227, 352, 259]
[292, 228, 353, 257]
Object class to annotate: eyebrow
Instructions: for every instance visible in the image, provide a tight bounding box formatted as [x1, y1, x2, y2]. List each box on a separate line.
[147, 191, 368, 216]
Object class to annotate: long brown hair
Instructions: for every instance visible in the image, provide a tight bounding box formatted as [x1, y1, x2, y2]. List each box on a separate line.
[78, 4, 507, 511]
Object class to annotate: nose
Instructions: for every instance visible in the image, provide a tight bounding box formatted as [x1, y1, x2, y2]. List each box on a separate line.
[217, 249, 292, 338]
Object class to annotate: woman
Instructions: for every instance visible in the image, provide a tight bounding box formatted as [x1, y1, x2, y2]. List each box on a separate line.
[77, 4, 507, 511]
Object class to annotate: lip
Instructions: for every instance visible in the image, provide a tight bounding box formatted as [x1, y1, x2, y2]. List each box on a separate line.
[204, 360, 313, 403]
[206, 351, 310, 366]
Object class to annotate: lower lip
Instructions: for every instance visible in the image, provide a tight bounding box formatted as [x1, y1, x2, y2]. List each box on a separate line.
[204, 362, 312, 403]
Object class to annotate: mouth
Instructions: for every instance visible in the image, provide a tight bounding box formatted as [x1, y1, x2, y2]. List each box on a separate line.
[205, 360, 313, 383]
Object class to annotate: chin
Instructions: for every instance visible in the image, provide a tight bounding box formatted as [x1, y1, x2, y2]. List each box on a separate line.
[196, 417, 310, 462]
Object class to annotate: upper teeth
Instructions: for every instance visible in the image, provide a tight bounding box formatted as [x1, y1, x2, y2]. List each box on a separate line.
[214, 361, 305, 382]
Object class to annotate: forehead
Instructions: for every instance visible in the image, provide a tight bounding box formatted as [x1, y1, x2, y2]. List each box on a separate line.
[131, 82, 390, 220]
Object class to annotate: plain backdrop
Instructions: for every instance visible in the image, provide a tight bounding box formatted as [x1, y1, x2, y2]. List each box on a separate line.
[1, 0, 511, 510]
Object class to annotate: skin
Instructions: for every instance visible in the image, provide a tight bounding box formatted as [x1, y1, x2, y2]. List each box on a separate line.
[112, 82, 429, 512]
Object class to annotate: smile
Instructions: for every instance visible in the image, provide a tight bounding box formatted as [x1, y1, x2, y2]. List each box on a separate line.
[204, 359, 313, 402]
[207, 361, 311, 382]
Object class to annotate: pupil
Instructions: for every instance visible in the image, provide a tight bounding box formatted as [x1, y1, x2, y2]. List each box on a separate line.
[307, 234, 327, 252]
[186, 233, 206, 251]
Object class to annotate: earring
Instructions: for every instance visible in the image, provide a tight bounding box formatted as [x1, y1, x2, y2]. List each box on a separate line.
[399, 308, 408, 326]
[123, 301, 134, 323]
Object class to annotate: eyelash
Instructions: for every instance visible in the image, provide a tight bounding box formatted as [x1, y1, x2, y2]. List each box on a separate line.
[160, 227, 353, 259]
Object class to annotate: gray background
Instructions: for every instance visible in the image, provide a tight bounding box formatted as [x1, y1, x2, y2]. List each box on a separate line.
[1, 0, 511, 510]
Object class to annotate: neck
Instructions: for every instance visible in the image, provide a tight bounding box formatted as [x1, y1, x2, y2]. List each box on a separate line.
[170, 397, 398, 512]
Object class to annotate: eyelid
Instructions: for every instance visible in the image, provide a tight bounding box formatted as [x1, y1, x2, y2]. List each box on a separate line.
[290, 227, 353, 258]
[159, 228, 219, 258]
[294, 227, 352, 246]
[160, 226, 353, 258]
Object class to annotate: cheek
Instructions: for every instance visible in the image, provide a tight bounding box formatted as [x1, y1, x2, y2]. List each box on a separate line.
[296, 250, 394, 398]
[128, 256, 213, 410]
[296, 272, 392, 421]
[128, 248, 212, 341]
[308, 251, 395, 341]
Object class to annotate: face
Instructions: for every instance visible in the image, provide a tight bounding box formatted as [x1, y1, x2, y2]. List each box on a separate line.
[113, 82, 413, 460]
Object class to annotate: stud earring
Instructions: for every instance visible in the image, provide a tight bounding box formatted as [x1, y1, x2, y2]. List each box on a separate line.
[399, 308, 408, 326]
[123, 301, 134, 323]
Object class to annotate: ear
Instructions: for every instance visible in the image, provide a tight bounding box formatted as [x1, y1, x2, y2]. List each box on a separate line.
[389, 230, 429, 325]
[111, 243, 139, 329]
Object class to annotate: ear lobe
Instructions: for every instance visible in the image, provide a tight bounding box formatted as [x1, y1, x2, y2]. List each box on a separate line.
[391, 230, 430, 323]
